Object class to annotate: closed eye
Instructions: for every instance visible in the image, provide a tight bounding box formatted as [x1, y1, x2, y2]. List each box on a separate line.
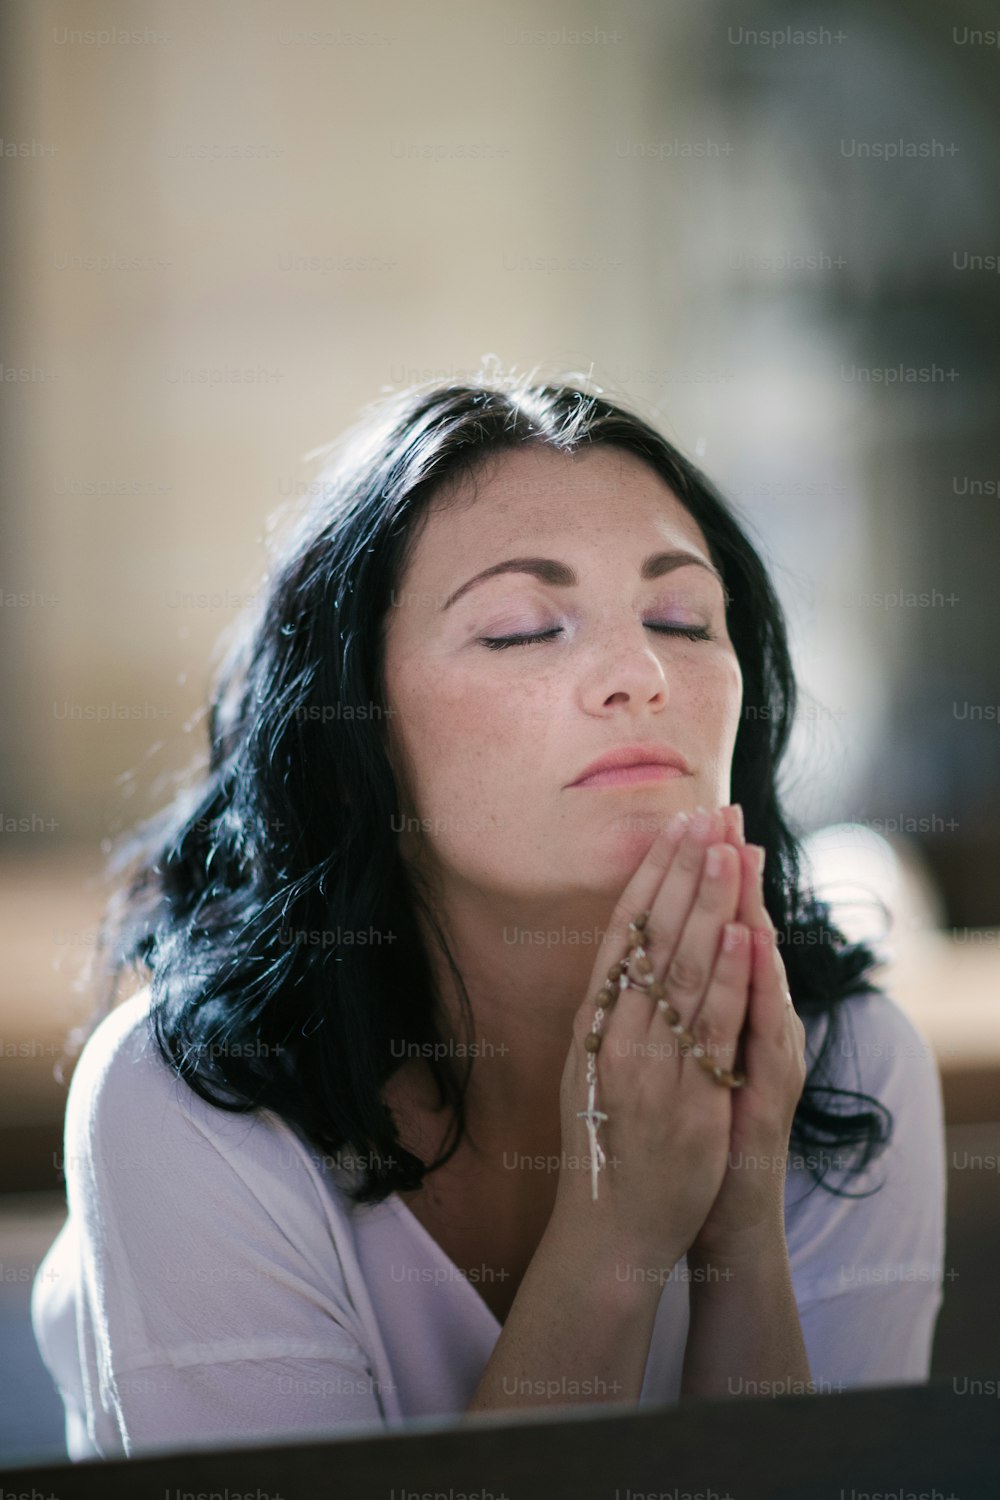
[480, 624, 716, 651]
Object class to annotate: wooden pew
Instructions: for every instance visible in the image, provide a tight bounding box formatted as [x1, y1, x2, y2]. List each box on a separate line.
[2, 1375, 998, 1500]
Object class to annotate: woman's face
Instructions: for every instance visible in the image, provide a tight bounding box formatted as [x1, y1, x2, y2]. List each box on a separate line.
[381, 443, 744, 907]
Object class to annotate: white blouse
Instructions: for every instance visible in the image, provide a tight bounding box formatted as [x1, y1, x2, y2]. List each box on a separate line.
[31, 984, 947, 1459]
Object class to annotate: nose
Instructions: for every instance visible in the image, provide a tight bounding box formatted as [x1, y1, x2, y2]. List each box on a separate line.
[579, 632, 670, 713]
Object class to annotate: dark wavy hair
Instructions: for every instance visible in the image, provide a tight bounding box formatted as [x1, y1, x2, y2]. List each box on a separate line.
[66, 369, 893, 1207]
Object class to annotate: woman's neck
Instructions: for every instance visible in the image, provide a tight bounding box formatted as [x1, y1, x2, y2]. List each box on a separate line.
[394, 881, 616, 1165]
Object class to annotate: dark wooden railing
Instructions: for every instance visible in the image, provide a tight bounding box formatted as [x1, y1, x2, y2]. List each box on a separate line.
[2, 1375, 998, 1499]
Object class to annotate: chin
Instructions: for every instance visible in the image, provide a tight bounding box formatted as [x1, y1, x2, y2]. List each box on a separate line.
[580, 815, 671, 875]
[602, 806, 680, 839]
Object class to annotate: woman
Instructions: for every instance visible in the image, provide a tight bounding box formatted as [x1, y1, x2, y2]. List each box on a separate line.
[32, 371, 947, 1459]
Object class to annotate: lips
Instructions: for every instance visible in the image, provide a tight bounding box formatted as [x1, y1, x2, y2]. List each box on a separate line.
[568, 744, 692, 788]
[572, 764, 687, 789]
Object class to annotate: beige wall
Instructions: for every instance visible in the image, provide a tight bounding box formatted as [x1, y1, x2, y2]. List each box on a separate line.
[4, 0, 719, 837]
[2, 0, 998, 890]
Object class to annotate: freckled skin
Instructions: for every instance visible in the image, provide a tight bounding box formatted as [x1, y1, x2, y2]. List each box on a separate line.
[382, 443, 743, 904]
[379, 442, 744, 1149]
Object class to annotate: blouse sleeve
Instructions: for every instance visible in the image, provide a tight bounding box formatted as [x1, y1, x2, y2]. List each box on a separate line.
[785, 990, 948, 1391]
[62, 1009, 389, 1456]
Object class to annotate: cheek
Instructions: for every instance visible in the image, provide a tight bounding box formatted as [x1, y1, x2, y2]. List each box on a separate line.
[696, 651, 744, 750]
[721, 650, 744, 723]
[713, 647, 743, 701]
[387, 652, 538, 806]
[673, 649, 742, 734]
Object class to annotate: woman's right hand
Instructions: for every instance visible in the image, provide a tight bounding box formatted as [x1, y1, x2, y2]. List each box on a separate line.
[553, 803, 756, 1269]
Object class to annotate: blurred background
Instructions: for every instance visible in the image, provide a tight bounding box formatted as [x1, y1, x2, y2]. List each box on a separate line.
[1, 0, 998, 1465]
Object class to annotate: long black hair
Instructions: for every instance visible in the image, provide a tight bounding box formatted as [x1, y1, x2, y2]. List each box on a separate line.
[66, 368, 892, 1206]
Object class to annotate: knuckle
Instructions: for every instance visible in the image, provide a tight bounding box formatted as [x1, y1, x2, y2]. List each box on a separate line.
[644, 835, 677, 878]
[666, 953, 704, 995]
[673, 841, 704, 876]
[691, 1020, 728, 1062]
[609, 898, 642, 944]
[786, 1030, 808, 1068]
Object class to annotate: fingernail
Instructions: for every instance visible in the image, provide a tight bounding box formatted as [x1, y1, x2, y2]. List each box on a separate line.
[666, 809, 690, 839]
[705, 845, 723, 877]
[690, 806, 712, 837]
[756, 845, 766, 879]
[732, 803, 745, 840]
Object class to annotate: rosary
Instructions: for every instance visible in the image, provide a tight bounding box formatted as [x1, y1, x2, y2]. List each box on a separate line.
[578, 911, 746, 1201]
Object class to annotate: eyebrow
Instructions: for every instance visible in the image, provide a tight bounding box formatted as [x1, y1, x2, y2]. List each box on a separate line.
[441, 550, 729, 611]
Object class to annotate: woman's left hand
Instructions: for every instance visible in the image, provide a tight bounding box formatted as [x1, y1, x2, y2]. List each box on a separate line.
[686, 805, 809, 1261]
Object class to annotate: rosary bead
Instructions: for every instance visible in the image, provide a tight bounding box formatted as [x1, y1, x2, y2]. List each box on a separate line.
[582, 906, 751, 1201]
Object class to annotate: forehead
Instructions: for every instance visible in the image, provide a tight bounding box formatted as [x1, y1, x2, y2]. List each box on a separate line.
[411, 444, 707, 570]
